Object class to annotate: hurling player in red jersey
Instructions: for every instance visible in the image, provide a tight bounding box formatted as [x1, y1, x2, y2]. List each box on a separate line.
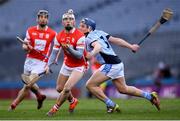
[8, 10, 56, 111]
[46, 9, 87, 116]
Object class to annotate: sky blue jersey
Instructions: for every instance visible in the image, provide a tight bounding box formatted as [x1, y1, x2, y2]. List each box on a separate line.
[85, 30, 121, 64]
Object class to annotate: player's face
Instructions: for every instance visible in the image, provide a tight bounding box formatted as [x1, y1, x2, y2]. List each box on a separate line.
[62, 16, 75, 29]
[37, 15, 48, 27]
[79, 22, 89, 34]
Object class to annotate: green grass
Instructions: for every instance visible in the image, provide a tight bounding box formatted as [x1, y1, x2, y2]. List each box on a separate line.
[0, 98, 180, 120]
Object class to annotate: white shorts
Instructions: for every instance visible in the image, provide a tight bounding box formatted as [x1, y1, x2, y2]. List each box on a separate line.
[60, 63, 86, 76]
[99, 62, 124, 79]
[24, 57, 46, 75]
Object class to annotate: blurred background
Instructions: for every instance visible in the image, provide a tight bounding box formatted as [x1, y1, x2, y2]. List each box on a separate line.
[0, 0, 180, 99]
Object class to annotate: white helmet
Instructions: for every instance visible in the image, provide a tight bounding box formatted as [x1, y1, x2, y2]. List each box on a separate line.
[62, 9, 75, 20]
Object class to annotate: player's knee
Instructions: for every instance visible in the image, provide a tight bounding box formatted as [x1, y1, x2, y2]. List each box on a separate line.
[63, 87, 70, 94]
[29, 73, 39, 82]
[86, 81, 90, 89]
[117, 86, 128, 94]
[24, 85, 30, 90]
[21, 74, 29, 84]
[21, 73, 39, 85]
[56, 86, 63, 93]
[63, 83, 72, 93]
[86, 81, 93, 91]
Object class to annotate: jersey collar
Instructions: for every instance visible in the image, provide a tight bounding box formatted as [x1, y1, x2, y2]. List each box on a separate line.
[37, 25, 48, 31]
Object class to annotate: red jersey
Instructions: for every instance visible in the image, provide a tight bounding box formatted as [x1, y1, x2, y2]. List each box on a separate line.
[25, 26, 56, 62]
[91, 57, 101, 73]
[54, 28, 87, 67]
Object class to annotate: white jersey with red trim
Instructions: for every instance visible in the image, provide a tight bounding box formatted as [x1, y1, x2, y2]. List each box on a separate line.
[24, 26, 56, 62]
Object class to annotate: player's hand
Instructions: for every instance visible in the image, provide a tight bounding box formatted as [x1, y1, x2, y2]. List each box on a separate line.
[22, 42, 33, 53]
[86, 52, 93, 60]
[61, 40, 71, 49]
[44, 65, 50, 74]
[131, 44, 140, 52]
[27, 43, 33, 50]
[61, 43, 69, 49]
[61, 44, 70, 54]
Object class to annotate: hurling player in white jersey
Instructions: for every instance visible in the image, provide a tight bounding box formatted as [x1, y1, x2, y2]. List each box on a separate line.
[79, 18, 160, 113]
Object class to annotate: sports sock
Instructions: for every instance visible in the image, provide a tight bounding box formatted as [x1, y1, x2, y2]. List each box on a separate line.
[11, 100, 18, 107]
[69, 97, 75, 104]
[142, 91, 152, 100]
[105, 98, 115, 107]
[31, 88, 42, 99]
[53, 104, 60, 110]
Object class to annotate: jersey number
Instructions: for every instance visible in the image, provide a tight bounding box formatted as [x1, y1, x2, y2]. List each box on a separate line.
[100, 36, 110, 48]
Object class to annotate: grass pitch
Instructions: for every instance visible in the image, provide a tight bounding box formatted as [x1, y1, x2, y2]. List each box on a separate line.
[0, 98, 180, 120]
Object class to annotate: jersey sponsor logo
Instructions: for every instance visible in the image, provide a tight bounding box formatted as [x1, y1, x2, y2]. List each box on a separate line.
[34, 39, 47, 51]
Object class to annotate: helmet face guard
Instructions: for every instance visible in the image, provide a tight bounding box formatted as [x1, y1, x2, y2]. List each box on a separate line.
[81, 18, 96, 31]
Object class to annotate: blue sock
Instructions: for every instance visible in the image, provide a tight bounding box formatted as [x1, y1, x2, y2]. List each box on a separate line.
[105, 98, 115, 107]
[142, 91, 152, 100]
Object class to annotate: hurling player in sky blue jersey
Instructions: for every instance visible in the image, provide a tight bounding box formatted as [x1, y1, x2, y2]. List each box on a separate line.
[79, 18, 160, 113]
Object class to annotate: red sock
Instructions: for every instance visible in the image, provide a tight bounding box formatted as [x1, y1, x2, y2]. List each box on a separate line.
[69, 97, 75, 104]
[35, 92, 42, 99]
[31, 88, 42, 99]
[53, 104, 60, 110]
[11, 100, 18, 107]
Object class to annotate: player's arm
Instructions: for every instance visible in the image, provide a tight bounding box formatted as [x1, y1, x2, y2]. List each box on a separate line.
[86, 40, 102, 60]
[65, 36, 85, 59]
[108, 36, 139, 52]
[66, 46, 84, 59]
[48, 48, 61, 65]
[44, 34, 61, 74]
[48, 38, 61, 66]
[22, 30, 33, 52]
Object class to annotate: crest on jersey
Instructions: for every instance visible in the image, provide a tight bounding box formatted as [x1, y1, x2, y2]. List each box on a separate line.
[46, 34, 49, 39]
[39, 33, 44, 38]
[66, 38, 70, 43]
[71, 38, 75, 43]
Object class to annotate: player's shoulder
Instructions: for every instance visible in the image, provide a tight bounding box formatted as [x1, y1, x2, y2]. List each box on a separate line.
[27, 26, 36, 32]
[59, 29, 66, 34]
[74, 28, 83, 34]
[47, 27, 56, 35]
[57, 30, 65, 37]
[94, 30, 107, 35]
[56, 30, 65, 41]
[94, 30, 109, 39]
[74, 28, 84, 37]
[87, 30, 99, 38]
